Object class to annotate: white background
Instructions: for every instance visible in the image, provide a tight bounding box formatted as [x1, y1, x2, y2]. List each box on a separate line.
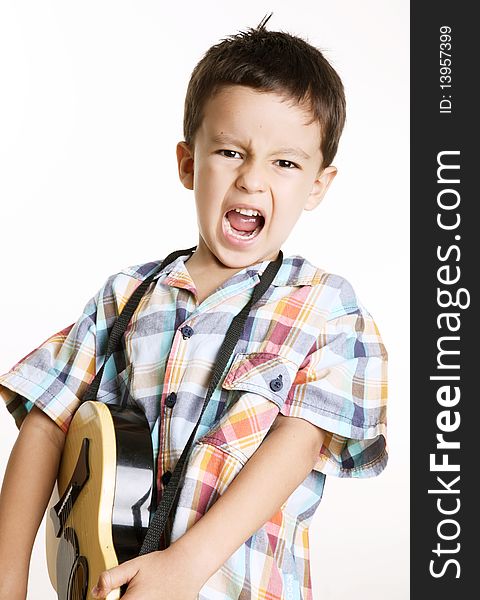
[0, 1, 409, 598]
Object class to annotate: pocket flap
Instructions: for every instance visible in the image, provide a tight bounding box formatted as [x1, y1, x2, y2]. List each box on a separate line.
[222, 352, 298, 408]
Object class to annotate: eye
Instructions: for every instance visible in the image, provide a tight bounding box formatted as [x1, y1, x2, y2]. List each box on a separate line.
[275, 159, 299, 169]
[217, 149, 242, 159]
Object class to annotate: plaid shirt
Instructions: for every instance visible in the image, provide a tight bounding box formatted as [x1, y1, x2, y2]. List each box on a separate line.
[0, 249, 388, 600]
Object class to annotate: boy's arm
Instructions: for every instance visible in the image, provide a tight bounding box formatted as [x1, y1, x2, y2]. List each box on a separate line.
[92, 413, 325, 598]
[0, 406, 66, 600]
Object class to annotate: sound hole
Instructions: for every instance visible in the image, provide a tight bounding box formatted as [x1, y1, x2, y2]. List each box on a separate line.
[67, 556, 88, 600]
[56, 527, 89, 600]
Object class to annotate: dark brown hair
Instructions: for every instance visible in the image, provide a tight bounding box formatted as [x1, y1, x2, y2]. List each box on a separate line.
[183, 13, 346, 169]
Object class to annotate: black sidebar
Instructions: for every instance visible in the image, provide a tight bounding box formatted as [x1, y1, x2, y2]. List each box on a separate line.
[411, 2, 476, 598]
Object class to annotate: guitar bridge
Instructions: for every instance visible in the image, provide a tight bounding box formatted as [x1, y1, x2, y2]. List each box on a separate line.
[50, 438, 90, 538]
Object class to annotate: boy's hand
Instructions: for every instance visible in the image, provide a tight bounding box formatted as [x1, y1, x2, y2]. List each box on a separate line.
[91, 547, 200, 600]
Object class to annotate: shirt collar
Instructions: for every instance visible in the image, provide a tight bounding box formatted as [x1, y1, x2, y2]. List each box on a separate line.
[146, 249, 322, 289]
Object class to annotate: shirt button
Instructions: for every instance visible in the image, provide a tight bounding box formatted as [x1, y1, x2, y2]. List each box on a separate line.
[165, 392, 177, 408]
[161, 470, 172, 486]
[269, 374, 283, 392]
[181, 325, 194, 339]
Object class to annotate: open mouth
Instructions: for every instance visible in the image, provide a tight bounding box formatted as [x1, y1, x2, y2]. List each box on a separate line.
[223, 209, 265, 241]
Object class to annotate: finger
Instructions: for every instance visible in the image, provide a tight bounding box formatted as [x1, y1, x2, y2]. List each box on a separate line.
[91, 561, 140, 598]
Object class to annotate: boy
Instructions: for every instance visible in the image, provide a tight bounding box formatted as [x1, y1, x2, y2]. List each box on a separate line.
[0, 13, 388, 600]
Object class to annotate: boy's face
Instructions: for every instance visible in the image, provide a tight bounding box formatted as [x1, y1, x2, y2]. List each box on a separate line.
[177, 85, 336, 271]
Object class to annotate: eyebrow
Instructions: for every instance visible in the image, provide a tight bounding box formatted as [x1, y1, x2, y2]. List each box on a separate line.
[211, 134, 311, 160]
[275, 146, 311, 160]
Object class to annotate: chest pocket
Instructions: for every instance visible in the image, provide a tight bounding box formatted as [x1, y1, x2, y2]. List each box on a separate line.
[196, 352, 299, 466]
[222, 352, 297, 409]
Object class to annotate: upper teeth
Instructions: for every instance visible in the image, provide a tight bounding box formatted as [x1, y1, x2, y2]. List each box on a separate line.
[233, 207, 261, 217]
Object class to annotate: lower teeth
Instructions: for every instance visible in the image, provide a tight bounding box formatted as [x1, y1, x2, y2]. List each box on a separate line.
[225, 218, 260, 240]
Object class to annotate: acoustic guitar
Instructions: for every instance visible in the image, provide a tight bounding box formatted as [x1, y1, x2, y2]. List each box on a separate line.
[45, 400, 155, 600]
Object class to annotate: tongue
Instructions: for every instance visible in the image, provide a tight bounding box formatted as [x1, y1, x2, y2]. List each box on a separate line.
[226, 210, 263, 232]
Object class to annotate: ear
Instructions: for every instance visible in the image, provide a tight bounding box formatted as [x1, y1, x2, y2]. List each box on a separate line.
[176, 141, 195, 190]
[304, 165, 337, 211]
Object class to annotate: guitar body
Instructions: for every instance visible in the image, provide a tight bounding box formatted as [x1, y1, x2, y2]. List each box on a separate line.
[46, 401, 154, 600]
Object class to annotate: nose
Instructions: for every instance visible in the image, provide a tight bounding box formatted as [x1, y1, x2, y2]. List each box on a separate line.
[235, 160, 267, 194]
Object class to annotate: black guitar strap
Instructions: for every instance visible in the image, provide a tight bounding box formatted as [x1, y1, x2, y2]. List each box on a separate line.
[80, 245, 283, 554]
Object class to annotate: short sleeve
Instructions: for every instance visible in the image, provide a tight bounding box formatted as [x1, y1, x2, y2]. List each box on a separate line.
[0, 261, 163, 433]
[280, 284, 388, 478]
[0, 291, 99, 433]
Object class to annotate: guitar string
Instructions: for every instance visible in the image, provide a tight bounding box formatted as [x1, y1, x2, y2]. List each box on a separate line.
[64, 469, 76, 600]
[68, 478, 73, 600]
[71, 480, 80, 600]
